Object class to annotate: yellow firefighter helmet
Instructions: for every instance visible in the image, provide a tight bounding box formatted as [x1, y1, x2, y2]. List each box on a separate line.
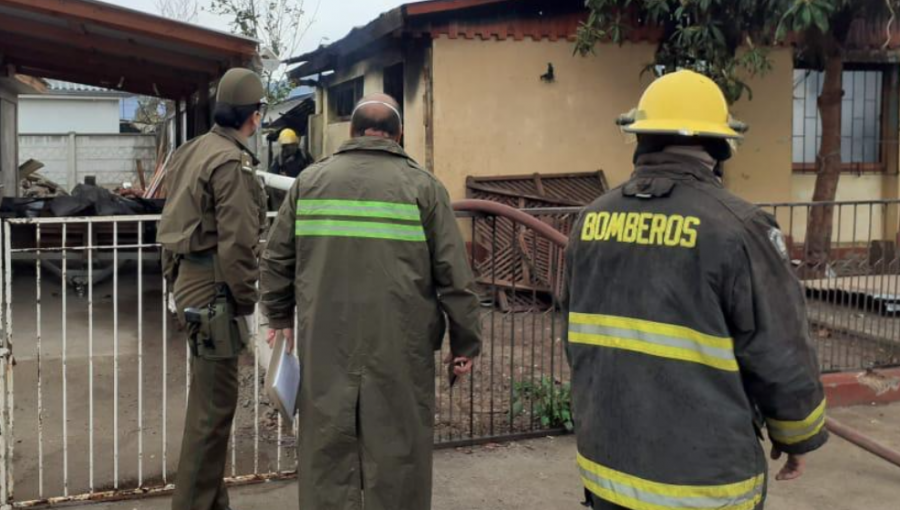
[617, 70, 747, 139]
[278, 128, 300, 145]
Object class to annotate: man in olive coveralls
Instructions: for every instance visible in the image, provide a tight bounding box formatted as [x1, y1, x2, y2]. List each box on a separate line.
[158, 68, 268, 510]
[261, 94, 482, 510]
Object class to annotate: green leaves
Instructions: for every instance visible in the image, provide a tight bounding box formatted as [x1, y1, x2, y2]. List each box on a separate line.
[510, 376, 574, 432]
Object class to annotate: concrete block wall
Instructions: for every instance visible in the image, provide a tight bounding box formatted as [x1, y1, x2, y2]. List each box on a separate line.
[18, 133, 156, 191]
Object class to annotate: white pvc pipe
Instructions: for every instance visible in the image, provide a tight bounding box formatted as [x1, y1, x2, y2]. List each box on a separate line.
[256, 171, 295, 192]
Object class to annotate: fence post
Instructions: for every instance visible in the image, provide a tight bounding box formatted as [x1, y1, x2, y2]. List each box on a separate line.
[66, 132, 78, 191]
[0, 220, 13, 509]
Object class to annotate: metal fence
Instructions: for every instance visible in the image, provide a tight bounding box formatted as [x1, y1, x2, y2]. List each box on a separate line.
[759, 200, 900, 373]
[0, 210, 574, 507]
[517, 200, 900, 373]
[0, 199, 898, 507]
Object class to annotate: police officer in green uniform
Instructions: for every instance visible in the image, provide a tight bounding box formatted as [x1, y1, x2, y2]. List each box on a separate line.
[564, 71, 827, 510]
[158, 68, 268, 510]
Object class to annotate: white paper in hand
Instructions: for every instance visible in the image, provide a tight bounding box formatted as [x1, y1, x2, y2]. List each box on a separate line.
[265, 332, 301, 423]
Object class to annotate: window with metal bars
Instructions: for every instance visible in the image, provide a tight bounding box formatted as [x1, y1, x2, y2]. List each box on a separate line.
[792, 68, 887, 173]
[328, 77, 364, 123]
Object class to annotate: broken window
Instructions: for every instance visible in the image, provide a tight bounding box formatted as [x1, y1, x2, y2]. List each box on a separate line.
[329, 77, 364, 123]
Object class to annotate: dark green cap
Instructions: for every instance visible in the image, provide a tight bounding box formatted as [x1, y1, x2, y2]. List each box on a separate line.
[216, 68, 265, 107]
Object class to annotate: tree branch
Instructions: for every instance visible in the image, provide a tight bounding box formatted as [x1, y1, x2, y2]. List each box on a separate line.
[883, 0, 896, 50]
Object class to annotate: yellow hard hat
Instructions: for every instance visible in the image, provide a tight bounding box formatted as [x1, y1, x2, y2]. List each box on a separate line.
[617, 70, 747, 139]
[278, 128, 300, 145]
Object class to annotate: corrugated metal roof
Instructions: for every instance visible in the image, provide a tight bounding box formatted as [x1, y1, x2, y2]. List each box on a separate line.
[45, 79, 119, 94]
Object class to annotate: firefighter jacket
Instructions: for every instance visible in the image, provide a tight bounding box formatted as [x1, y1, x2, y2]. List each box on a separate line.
[563, 152, 828, 510]
[158, 125, 268, 315]
[260, 136, 482, 510]
[269, 149, 311, 179]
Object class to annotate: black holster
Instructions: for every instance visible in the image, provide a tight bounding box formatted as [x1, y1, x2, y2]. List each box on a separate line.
[184, 285, 249, 360]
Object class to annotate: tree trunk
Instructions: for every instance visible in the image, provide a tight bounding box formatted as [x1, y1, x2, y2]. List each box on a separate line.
[804, 52, 844, 274]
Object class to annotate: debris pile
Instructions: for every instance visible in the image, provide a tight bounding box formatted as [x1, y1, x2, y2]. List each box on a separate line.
[18, 159, 68, 199]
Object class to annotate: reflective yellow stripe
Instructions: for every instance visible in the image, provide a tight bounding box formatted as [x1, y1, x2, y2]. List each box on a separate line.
[578, 453, 765, 510]
[569, 313, 733, 350]
[766, 399, 827, 445]
[568, 313, 738, 372]
[297, 199, 421, 221]
[295, 220, 426, 242]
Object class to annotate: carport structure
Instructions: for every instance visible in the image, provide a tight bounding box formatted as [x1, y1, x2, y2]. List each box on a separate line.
[0, 0, 259, 194]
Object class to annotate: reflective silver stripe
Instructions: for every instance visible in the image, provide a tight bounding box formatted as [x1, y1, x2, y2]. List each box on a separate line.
[298, 203, 420, 221]
[568, 322, 736, 363]
[769, 413, 825, 439]
[295, 219, 426, 242]
[579, 465, 765, 510]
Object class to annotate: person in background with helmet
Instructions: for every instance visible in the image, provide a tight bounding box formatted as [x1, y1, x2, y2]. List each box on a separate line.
[270, 128, 310, 179]
[158, 67, 268, 510]
[563, 70, 828, 510]
[267, 128, 311, 209]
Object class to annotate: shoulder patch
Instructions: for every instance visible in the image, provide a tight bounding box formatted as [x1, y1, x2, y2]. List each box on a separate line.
[768, 227, 790, 261]
[240, 153, 255, 174]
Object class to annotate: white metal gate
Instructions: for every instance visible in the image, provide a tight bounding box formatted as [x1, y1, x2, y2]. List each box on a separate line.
[0, 215, 298, 508]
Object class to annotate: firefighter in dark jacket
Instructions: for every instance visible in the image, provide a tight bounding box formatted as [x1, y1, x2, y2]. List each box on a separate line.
[563, 70, 828, 510]
[158, 68, 268, 510]
[261, 93, 482, 510]
[267, 128, 311, 210]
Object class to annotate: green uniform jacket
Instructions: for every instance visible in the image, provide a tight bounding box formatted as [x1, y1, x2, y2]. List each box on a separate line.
[563, 153, 827, 510]
[158, 125, 268, 315]
[261, 136, 481, 510]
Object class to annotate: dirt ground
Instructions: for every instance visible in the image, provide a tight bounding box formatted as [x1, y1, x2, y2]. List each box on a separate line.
[45, 404, 900, 510]
[6, 262, 569, 502]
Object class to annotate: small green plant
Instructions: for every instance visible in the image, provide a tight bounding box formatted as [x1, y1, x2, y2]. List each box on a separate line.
[511, 376, 574, 432]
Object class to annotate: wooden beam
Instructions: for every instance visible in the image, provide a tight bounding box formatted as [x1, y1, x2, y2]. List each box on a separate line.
[0, 15, 223, 75]
[0, 40, 205, 97]
[13, 62, 192, 100]
[1, 0, 257, 56]
[0, 37, 209, 84]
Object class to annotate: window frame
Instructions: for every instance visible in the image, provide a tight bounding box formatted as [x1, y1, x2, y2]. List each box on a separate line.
[791, 64, 898, 175]
[328, 77, 364, 124]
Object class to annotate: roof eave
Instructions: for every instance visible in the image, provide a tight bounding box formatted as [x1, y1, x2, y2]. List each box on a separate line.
[287, 7, 406, 78]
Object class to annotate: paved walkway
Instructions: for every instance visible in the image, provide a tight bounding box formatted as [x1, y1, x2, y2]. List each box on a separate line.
[66, 405, 900, 510]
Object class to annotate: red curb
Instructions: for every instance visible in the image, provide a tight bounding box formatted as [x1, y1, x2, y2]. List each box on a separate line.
[823, 368, 900, 408]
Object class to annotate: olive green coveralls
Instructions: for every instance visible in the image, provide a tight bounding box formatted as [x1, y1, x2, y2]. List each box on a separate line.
[158, 125, 267, 510]
[261, 137, 482, 510]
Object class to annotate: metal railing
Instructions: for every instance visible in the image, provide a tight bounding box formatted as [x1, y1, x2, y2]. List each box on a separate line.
[759, 200, 900, 372]
[0, 208, 576, 507]
[0, 198, 898, 507]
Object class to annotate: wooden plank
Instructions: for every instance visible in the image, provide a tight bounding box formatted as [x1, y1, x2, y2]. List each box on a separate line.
[533, 173, 545, 197]
[466, 182, 584, 206]
[469, 170, 608, 182]
[0, 16, 222, 75]
[2, 0, 257, 56]
[136, 160, 147, 190]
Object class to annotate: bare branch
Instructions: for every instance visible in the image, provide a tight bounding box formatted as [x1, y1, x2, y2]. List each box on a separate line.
[155, 0, 199, 23]
[883, 0, 896, 50]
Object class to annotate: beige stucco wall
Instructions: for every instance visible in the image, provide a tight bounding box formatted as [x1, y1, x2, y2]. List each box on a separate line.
[725, 49, 794, 205]
[314, 42, 429, 165]
[431, 38, 656, 202]
[786, 173, 889, 243]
